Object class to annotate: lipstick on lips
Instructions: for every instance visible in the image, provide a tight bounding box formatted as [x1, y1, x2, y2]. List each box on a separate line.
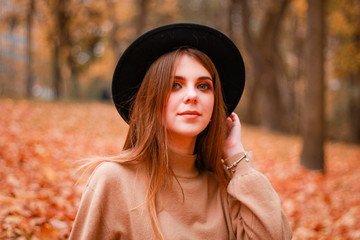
[178, 110, 201, 119]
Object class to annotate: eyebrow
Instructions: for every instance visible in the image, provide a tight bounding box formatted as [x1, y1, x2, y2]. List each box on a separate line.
[173, 76, 213, 81]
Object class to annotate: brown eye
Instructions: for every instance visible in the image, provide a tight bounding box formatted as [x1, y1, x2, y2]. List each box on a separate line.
[197, 82, 212, 90]
[172, 82, 182, 89]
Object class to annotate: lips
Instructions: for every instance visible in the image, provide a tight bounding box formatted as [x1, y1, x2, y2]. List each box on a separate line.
[178, 110, 201, 119]
[179, 110, 201, 116]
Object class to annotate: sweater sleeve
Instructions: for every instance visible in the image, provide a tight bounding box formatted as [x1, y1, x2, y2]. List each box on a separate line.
[225, 152, 292, 240]
[69, 162, 126, 240]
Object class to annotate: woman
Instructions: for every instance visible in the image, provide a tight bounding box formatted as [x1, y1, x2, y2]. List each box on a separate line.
[69, 23, 292, 239]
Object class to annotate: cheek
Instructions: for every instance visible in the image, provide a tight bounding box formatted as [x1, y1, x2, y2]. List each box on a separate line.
[164, 95, 177, 121]
[205, 95, 215, 116]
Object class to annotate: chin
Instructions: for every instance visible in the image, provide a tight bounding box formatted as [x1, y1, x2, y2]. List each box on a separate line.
[176, 125, 208, 137]
[166, 120, 210, 138]
[181, 131, 203, 137]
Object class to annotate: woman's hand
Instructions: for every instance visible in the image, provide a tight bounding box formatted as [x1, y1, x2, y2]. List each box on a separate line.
[223, 112, 245, 159]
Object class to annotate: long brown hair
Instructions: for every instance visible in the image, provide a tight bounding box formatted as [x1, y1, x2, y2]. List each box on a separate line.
[80, 47, 228, 239]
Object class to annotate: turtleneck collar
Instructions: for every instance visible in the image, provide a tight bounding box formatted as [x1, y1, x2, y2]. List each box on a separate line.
[168, 148, 198, 178]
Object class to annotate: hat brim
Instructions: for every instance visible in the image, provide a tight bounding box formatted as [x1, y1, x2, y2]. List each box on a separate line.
[112, 23, 245, 123]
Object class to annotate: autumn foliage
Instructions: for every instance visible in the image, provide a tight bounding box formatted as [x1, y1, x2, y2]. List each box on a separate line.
[0, 99, 359, 239]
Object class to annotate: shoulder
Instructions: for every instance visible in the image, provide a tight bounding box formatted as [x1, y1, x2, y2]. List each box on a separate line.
[86, 161, 140, 192]
[93, 161, 131, 177]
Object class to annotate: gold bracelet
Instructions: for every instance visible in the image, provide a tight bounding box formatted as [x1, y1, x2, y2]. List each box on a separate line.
[223, 152, 249, 173]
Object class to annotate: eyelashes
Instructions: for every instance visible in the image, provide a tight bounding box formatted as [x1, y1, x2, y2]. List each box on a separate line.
[197, 82, 212, 90]
[171, 81, 213, 91]
[172, 82, 182, 89]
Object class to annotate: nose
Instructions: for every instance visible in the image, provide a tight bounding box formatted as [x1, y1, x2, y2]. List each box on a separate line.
[184, 87, 198, 104]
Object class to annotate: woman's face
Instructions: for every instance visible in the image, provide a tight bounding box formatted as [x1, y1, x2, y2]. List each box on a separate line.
[164, 54, 214, 140]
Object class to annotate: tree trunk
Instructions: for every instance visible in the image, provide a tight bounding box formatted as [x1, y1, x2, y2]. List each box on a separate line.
[226, 0, 235, 39]
[106, 0, 122, 58]
[8, 18, 19, 96]
[301, 0, 326, 172]
[51, 0, 70, 98]
[237, 0, 289, 131]
[213, 0, 231, 36]
[136, 0, 149, 35]
[349, 73, 360, 142]
[26, 0, 35, 98]
[53, 41, 62, 98]
[70, 65, 80, 99]
[258, 63, 283, 130]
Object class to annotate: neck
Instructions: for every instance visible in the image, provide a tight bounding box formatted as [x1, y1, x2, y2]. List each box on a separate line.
[167, 132, 197, 155]
[167, 147, 198, 178]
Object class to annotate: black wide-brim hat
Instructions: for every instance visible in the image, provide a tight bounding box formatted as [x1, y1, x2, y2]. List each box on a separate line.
[112, 23, 245, 123]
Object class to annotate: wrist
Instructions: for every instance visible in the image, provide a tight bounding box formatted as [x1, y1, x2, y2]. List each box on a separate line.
[223, 151, 249, 175]
[224, 144, 245, 159]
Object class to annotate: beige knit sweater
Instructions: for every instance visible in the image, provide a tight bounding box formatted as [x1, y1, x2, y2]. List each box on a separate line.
[69, 149, 292, 239]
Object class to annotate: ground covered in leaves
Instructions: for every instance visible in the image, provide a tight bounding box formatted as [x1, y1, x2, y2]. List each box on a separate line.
[1, 99, 359, 239]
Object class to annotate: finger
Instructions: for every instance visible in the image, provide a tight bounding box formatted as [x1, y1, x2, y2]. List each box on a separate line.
[226, 116, 232, 124]
[225, 117, 233, 131]
[226, 113, 236, 125]
[229, 112, 241, 126]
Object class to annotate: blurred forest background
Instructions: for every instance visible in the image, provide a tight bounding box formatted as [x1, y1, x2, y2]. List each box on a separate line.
[1, 0, 360, 239]
[1, 0, 359, 144]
